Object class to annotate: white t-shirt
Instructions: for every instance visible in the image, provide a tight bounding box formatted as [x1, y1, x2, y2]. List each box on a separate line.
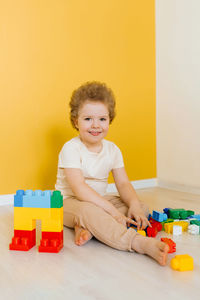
[55, 136, 124, 198]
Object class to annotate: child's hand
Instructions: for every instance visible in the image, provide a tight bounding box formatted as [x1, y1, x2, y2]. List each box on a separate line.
[127, 206, 151, 230]
[113, 212, 137, 227]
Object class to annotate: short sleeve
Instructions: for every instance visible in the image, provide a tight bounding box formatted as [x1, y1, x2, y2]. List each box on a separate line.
[58, 143, 81, 169]
[112, 144, 124, 169]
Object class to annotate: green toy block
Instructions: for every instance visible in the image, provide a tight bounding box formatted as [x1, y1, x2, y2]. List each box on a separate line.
[50, 191, 63, 208]
[161, 219, 174, 230]
[179, 211, 188, 219]
[190, 220, 200, 227]
[169, 209, 194, 220]
[169, 209, 185, 219]
[186, 210, 195, 217]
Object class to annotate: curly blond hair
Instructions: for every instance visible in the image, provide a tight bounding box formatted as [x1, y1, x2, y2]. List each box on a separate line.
[69, 81, 116, 130]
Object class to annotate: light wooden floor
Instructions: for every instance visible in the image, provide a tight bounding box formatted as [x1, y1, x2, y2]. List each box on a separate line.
[1, 187, 200, 300]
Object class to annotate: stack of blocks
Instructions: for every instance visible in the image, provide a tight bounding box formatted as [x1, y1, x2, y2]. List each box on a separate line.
[9, 190, 63, 253]
[148, 208, 197, 271]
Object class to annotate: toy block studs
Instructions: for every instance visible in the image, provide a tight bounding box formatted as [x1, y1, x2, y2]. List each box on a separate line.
[161, 238, 176, 253]
[9, 229, 36, 251]
[152, 210, 167, 222]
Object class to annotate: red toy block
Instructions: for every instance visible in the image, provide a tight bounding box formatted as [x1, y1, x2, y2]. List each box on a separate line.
[146, 218, 162, 237]
[161, 237, 176, 253]
[38, 231, 63, 253]
[149, 218, 162, 231]
[146, 226, 158, 237]
[9, 229, 36, 251]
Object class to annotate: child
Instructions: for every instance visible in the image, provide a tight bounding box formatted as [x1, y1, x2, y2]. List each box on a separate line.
[55, 81, 169, 265]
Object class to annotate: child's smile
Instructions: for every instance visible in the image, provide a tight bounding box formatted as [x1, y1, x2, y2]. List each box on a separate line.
[75, 101, 110, 151]
[89, 130, 102, 136]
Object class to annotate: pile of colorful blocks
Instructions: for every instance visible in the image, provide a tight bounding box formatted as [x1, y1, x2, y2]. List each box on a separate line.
[135, 208, 200, 271]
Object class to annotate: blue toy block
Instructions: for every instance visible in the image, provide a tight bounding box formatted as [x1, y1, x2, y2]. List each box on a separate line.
[190, 214, 200, 220]
[22, 190, 52, 208]
[14, 190, 25, 207]
[152, 210, 167, 222]
[148, 213, 152, 220]
[163, 208, 171, 217]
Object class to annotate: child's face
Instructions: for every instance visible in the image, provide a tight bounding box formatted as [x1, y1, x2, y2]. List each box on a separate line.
[75, 101, 110, 146]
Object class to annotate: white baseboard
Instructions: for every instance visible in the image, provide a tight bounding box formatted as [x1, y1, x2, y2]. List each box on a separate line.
[106, 178, 158, 193]
[157, 179, 200, 195]
[0, 194, 14, 206]
[0, 178, 158, 206]
[1, 178, 199, 206]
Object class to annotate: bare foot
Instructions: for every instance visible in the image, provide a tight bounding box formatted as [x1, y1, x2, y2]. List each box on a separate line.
[131, 235, 169, 266]
[74, 225, 93, 246]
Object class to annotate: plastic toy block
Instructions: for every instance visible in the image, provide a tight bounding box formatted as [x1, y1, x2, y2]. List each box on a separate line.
[9, 229, 36, 251]
[190, 220, 200, 226]
[161, 219, 174, 230]
[190, 214, 200, 220]
[50, 190, 63, 208]
[173, 225, 182, 236]
[188, 224, 199, 235]
[164, 221, 188, 234]
[149, 218, 162, 231]
[137, 230, 146, 236]
[146, 226, 158, 237]
[38, 231, 63, 253]
[168, 209, 194, 220]
[168, 209, 185, 219]
[152, 210, 167, 222]
[14, 207, 57, 220]
[50, 207, 63, 219]
[146, 218, 162, 237]
[14, 190, 25, 207]
[13, 207, 63, 231]
[22, 190, 52, 208]
[41, 217, 63, 232]
[161, 238, 176, 253]
[186, 210, 195, 217]
[163, 208, 171, 218]
[14, 207, 36, 230]
[170, 254, 194, 271]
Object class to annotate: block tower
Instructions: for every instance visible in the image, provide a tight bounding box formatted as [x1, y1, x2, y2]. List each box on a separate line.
[9, 190, 63, 253]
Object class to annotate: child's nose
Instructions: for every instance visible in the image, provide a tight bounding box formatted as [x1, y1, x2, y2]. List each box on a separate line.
[92, 119, 99, 128]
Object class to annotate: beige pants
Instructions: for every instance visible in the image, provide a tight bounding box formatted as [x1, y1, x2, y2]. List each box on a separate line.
[63, 194, 149, 251]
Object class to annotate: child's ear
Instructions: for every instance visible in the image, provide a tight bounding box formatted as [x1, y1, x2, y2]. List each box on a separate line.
[74, 119, 79, 130]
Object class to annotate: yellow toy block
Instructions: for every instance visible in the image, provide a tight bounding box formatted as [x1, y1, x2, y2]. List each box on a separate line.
[51, 207, 63, 220]
[14, 218, 36, 230]
[41, 223, 63, 232]
[13, 207, 63, 231]
[164, 221, 188, 233]
[171, 254, 194, 271]
[137, 230, 146, 237]
[14, 207, 36, 230]
[41, 218, 63, 232]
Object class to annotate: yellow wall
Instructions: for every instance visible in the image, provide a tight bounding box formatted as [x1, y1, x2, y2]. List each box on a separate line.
[0, 0, 156, 195]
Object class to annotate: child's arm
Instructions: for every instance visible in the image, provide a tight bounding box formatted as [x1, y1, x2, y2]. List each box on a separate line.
[63, 168, 137, 227]
[112, 167, 151, 229]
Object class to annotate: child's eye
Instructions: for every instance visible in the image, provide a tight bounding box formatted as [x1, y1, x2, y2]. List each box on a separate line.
[84, 117, 91, 121]
[100, 118, 107, 121]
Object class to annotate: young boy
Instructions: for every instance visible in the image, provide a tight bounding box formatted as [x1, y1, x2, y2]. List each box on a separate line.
[55, 81, 169, 265]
